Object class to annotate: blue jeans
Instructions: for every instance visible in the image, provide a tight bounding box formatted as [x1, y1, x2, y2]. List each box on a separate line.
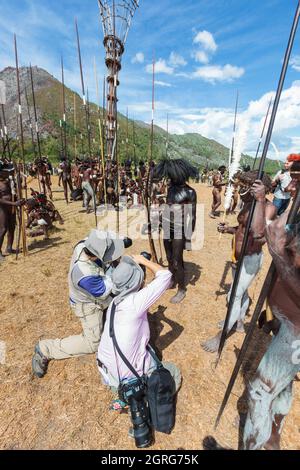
[273, 197, 290, 216]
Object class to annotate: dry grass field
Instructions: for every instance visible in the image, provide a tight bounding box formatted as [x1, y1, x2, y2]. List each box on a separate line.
[0, 178, 299, 450]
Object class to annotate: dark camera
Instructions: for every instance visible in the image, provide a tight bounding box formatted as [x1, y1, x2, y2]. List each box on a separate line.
[119, 378, 152, 448]
[139, 252, 151, 275]
[123, 237, 133, 249]
[140, 251, 151, 261]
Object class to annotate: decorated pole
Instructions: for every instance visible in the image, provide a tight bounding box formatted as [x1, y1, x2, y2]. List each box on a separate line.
[217, 0, 300, 362]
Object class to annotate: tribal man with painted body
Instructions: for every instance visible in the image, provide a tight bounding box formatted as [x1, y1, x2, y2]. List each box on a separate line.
[154, 159, 197, 304]
[202, 171, 276, 353]
[59, 157, 74, 204]
[209, 166, 226, 219]
[243, 160, 300, 450]
[81, 164, 96, 213]
[0, 164, 25, 261]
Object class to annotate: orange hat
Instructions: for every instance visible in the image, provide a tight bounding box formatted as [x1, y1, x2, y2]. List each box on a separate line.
[287, 154, 300, 162]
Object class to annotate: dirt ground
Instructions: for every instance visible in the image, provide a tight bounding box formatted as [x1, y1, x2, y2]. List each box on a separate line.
[0, 178, 299, 451]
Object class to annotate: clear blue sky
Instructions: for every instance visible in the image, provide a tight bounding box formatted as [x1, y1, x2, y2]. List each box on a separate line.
[0, 0, 300, 159]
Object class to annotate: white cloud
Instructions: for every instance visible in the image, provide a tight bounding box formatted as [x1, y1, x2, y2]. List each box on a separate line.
[192, 64, 245, 83]
[155, 80, 172, 87]
[169, 52, 187, 68]
[132, 52, 145, 64]
[146, 59, 174, 75]
[134, 81, 300, 162]
[192, 51, 210, 64]
[193, 30, 217, 52]
[291, 55, 300, 72]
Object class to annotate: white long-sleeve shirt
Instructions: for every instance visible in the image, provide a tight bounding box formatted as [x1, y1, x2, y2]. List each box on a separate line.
[98, 269, 172, 385]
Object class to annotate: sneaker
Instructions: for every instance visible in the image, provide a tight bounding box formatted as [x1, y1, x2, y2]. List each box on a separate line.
[32, 344, 49, 378]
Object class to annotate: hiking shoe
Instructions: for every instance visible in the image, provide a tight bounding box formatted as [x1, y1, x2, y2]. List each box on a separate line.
[32, 344, 49, 378]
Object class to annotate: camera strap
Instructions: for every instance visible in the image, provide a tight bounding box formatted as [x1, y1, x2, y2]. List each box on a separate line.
[109, 301, 144, 381]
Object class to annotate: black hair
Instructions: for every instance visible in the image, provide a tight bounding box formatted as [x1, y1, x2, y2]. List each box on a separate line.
[153, 158, 198, 184]
[236, 170, 273, 193]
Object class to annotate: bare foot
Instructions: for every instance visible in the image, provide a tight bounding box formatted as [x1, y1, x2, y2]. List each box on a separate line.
[203, 436, 231, 450]
[170, 289, 186, 304]
[201, 332, 222, 353]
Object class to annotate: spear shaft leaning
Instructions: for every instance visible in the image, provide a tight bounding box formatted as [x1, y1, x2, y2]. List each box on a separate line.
[217, 0, 300, 362]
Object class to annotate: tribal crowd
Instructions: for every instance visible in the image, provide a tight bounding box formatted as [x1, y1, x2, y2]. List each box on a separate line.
[1, 151, 300, 450]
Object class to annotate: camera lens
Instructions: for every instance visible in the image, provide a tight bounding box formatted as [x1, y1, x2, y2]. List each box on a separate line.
[129, 396, 153, 448]
[140, 251, 151, 261]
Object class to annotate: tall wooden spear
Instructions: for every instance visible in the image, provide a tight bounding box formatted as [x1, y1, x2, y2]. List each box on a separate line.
[14, 34, 27, 199]
[166, 113, 169, 158]
[24, 85, 37, 161]
[217, 0, 300, 363]
[132, 116, 136, 164]
[29, 65, 42, 159]
[145, 56, 158, 263]
[14, 34, 27, 257]
[1, 105, 11, 159]
[73, 93, 77, 159]
[61, 57, 68, 161]
[75, 19, 97, 227]
[94, 57, 107, 204]
[0, 113, 5, 157]
[252, 97, 273, 170]
[75, 19, 92, 159]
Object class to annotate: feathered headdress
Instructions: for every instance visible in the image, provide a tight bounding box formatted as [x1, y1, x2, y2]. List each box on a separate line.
[224, 118, 249, 211]
[153, 158, 198, 184]
[287, 154, 300, 162]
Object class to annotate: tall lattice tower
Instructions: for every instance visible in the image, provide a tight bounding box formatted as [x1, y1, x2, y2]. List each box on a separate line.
[98, 0, 139, 161]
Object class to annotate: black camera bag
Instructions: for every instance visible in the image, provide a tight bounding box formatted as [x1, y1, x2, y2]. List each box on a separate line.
[146, 348, 176, 434]
[109, 302, 176, 434]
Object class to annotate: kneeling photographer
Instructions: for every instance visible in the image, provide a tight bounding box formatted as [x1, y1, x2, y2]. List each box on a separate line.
[97, 254, 181, 447]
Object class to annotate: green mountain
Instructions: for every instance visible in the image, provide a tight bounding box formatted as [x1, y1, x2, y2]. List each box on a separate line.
[0, 66, 279, 174]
